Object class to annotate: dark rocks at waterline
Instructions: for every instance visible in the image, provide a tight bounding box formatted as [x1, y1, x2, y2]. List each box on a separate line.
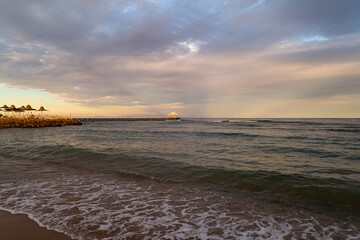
[0, 118, 81, 128]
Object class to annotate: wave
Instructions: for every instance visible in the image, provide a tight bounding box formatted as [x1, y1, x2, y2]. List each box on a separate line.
[3, 172, 359, 240]
[222, 119, 360, 127]
[255, 120, 339, 126]
[2, 143, 359, 209]
[327, 128, 360, 133]
[181, 167, 360, 208]
[190, 131, 263, 138]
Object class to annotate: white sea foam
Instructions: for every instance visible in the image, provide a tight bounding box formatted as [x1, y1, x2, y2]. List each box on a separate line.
[229, 120, 257, 123]
[0, 171, 359, 240]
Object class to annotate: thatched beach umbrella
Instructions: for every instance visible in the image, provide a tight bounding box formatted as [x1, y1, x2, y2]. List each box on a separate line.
[8, 105, 16, 111]
[38, 106, 48, 112]
[1, 105, 9, 117]
[25, 105, 36, 111]
[168, 112, 179, 118]
[19, 106, 26, 117]
[24, 105, 36, 118]
[37, 106, 48, 118]
[7, 105, 18, 118]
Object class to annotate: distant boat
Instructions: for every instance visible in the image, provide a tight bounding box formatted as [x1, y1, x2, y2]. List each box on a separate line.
[221, 120, 230, 122]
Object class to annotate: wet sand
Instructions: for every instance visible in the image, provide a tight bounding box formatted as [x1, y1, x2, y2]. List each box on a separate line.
[0, 210, 72, 240]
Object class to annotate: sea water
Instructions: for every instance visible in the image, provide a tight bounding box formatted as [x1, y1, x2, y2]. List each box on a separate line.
[0, 118, 359, 239]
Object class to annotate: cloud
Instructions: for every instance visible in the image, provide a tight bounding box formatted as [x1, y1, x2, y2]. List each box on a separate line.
[265, 36, 360, 64]
[0, 0, 360, 116]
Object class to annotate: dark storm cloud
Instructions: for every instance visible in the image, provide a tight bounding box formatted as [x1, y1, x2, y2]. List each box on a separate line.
[0, 0, 360, 112]
[2, 0, 358, 56]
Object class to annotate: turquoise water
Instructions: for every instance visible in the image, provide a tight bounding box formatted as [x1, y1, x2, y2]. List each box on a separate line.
[0, 118, 359, 239]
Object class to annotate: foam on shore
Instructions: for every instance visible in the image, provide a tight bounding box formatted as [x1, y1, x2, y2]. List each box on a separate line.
[1, 171, 359, 240]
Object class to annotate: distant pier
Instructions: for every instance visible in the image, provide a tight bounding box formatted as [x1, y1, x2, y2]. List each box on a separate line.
[77, 117, 181, 122]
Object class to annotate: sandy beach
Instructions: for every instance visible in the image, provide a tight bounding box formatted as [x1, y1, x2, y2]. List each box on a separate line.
[0, 210, 72, 240]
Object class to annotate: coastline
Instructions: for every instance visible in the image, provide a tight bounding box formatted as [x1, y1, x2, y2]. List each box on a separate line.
[0, 210, 73, 240]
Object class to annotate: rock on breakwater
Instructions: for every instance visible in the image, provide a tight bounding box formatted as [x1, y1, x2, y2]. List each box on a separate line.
[0, 118, 81, 128]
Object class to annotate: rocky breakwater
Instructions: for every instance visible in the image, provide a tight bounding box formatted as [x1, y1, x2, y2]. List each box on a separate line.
[0, 118, 81, 128]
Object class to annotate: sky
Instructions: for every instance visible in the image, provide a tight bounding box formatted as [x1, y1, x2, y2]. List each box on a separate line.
[0, 0, 360, 117]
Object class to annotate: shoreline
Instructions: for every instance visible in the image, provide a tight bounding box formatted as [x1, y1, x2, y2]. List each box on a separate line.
[0, 210, 73, 240]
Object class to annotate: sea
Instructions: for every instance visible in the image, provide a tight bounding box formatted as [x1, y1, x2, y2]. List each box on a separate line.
[0, 118, 359, 239]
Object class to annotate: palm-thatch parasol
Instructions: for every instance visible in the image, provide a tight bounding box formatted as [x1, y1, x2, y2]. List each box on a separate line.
[1, 105, 8, 116]
[8, 105, 17, 111]
[6, 105, 19, 117]
[167, 112, 179, 119]
[25, 105, 36, 111]
[24, 105, 36, 118]
[37, 106, 48, 118]
[19, 106, 26, 117]
[38, 106, 48, 111]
